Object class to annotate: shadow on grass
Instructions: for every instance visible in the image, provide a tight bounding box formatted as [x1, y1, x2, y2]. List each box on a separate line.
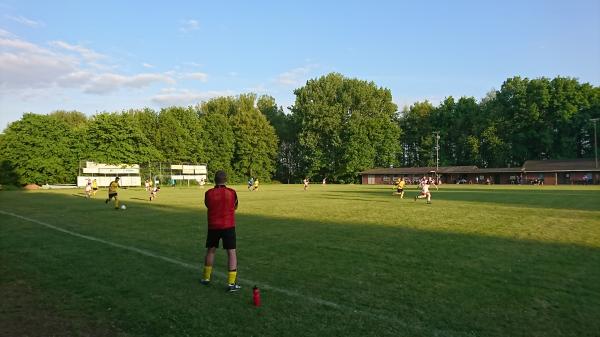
[328, 187, 600, 211]
[320, 193, 391, 203]
[1, 190, 599, 337]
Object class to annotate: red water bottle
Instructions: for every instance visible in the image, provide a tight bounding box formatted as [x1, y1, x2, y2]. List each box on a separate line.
[253, 286, 261, 307]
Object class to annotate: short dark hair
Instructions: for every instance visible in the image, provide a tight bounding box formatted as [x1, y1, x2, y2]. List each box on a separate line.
[215, 170, 227, 185]
[115, 177, 120, 181]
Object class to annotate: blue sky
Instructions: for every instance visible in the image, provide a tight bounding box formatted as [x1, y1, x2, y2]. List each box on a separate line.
[1, 0, 599, 131]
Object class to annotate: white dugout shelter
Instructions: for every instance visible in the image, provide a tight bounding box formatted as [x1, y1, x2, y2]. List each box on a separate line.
[77, 162, 141, 187]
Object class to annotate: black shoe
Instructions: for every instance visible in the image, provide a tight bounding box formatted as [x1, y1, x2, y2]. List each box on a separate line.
[105, 199, 109, 204]
[226, 284, 241, 292]
[200, 279, 210, 285]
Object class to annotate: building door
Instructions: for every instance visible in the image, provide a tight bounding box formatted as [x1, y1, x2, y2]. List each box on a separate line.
[368, 175, 375, 184]
[558, 173, 570, 184]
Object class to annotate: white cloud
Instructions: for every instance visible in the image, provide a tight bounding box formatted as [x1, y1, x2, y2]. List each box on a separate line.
[0, 36, 55, 55]
[274, 64, 319, 86]
[184, 61, 202, 67]
[151, 89, 234, 107]
[0, 30, 176, 95]
[246, 84, 268, 93]
[49, 40, 105, 61]
[0, 36, 77, 89]
[180, 19, 199, 33]
[0, 29, 13, 37]
[182, 72, 208, 82]
[83, 73, 175, 94]
[142, 62, 154, 68]
[56, 70, 93, 87]
[5, 15, 44, 28]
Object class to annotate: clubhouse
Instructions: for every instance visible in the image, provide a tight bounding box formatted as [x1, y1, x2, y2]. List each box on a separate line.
[359, 159, 600, 185]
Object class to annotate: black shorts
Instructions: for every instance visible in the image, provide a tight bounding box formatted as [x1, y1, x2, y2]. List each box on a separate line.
[108, 192, 118, 199]
[92, 187, 98, 191]
[397, 188, 403, 193]
[206, 227, 236, 249]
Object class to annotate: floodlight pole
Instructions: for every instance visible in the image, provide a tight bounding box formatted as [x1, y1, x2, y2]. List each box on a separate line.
[591, 118, 599, 169]
[433, 131, 440, 180]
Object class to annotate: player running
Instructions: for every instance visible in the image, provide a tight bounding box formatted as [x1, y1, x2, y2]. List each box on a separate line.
[149, 185, 160, 201]
[394, 177, 406, 198]
[414, 177, 438, 204]
[105, 177, 121, 209]
[303, 178, 309, 191]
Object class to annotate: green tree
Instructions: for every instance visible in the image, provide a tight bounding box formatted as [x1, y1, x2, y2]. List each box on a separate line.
[84, 113, 162, 165]
[49, 110, 88, 129]
[291, 73, 400, 182]
[230, 106, 278, 181]
[257, 95, 298, 183]
[0, 114, 80, 185]
[156, 106, 205, 163]
[198, 110, 235, 179]
[398, 101, 435, 167]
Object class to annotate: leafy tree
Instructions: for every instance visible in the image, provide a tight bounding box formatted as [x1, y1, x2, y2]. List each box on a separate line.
[230, 105, 278, 181]
[0, 114, 80, 185]
[83, 112, 162, 165]
[127, 108, 159, 148]
[198, 110, 235, 180]
[156, 106, 205, 163]
[257, 95, 298, 183]
[291, 73, 400, 182]
[398, 101, 435, 167]
[49, 110, 88, 129]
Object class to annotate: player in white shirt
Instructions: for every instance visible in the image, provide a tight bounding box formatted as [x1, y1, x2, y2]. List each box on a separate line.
[414, 177, 438, 204]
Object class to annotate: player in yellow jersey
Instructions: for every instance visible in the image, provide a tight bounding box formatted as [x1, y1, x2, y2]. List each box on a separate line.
[253, 178, 259, 191]
[395, 177, 406, 199]
[91, 179, 98, 196]
[105, 177, 121, 209]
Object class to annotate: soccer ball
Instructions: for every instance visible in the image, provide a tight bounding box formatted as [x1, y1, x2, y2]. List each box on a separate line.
[120, 204, 127, 210]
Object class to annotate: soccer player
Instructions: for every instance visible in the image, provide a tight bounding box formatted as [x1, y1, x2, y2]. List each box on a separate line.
[395, 177, 406, 199]
[149, 186, 160, 201]
[84, 179, 92, 198]
[200, 171, 241, 292]
[248, 177, 254, 191]
[253, 178, 259, 191]
[91, 179, 98, 196]
[414, 177, 438, 204]
[105, 177, 121, 209]
[303, 178, 309, 191]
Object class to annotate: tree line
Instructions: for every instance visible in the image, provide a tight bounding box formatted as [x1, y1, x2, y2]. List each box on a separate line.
[1, 73, 598, 186]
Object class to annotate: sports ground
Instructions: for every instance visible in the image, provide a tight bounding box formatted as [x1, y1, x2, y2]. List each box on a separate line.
[1, 184, 599, 337]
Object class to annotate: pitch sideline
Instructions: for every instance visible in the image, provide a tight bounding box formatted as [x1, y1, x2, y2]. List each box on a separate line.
[1, 209, 467, 336]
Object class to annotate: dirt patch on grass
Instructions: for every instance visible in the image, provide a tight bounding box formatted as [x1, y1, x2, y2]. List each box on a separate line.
[0, 278, 128, 337]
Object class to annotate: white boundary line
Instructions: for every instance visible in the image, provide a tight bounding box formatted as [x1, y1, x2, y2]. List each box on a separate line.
[1, 209, 467, 336]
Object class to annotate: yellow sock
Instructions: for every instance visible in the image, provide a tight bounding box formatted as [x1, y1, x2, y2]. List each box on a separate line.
[227, 270, 237, 285]
[114, 199, 119, 208]
[203, 266, 212, 280]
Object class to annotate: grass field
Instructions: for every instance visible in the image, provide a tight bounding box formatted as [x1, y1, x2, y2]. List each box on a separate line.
[1, 184, 599, 337]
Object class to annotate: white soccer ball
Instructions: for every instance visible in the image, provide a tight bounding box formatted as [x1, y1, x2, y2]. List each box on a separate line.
[120, 204, 127, 210]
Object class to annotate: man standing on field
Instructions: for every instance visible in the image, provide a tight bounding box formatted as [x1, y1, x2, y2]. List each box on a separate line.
[200, 170, 241, 292]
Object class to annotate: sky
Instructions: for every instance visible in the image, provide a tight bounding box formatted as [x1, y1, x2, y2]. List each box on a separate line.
[1, 0, 599, 131]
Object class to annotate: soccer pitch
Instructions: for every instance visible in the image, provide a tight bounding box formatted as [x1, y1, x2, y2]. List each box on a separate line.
[1, 184, 599, 337]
